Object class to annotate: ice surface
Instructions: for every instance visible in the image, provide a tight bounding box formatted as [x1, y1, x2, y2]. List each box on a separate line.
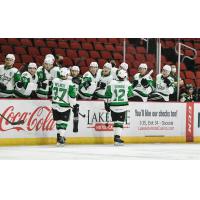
[1, 143, 200, 160]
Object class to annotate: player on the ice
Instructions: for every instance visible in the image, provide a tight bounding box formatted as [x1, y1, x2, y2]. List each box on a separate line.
[94, 62, 113, 99]
[148, 65, 175, 102]
[14, 62, 38, 98]
[36, 57, 54, 99]
[51, 68, 78, 145]
[130, 63, 153, 102]
[79, 61, 101, 99]
[0, 54, 21, 98]
[104, 69, 134, 145]
[180, 84, 197, 102]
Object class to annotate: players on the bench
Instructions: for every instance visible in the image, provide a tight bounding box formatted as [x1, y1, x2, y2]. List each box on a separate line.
[94, 62, 113, 99]
[148, 65, 175, 102]
[79, 61, 101, 99]
[130, 63, 153, 102]
[51, 68, 78, 145]
[104, 69, 134, 145]
[36, 57, 54, 99]
[14, 62, 38, 98]
[0, 54, 21, 98]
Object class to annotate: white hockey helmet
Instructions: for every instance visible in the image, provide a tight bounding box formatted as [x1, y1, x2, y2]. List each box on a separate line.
[28, 62, 37, 69]
[60, 68, 70, 77]
[71, 65, 80, 72]
[117, 69, 127, 79]
[162, 65, 171, 74]
[44, 57, 54, 65]
[103, 62, 112, 70]
[119, 62, 128, 71]
[89, 62, 98, 68]
[45, 54, 55, 62]
[6, 54, 15, 61]
[139, 63, 148, 69]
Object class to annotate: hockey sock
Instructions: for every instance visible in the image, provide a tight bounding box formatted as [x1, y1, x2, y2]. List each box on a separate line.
[56, 120, 68, 137]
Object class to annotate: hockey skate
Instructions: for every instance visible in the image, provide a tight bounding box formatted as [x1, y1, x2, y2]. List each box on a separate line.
[114, 135, 124, 146]
[57, 134, 66, 146]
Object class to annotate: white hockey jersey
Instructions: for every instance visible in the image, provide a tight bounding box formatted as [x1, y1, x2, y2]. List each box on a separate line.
[14, 71, 38, 98]
[0, 65, 21, 97]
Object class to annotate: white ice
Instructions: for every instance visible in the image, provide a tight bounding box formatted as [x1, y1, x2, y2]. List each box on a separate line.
[1, 143, 200, 159]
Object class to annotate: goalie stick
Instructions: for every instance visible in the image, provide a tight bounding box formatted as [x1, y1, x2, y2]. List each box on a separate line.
[0, 113, 24, 125]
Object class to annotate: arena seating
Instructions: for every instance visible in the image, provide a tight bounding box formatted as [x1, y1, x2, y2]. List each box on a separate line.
[0, 38, 199, 87]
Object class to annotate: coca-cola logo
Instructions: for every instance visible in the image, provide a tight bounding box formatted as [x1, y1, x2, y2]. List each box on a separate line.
[0, 106, 56, 132]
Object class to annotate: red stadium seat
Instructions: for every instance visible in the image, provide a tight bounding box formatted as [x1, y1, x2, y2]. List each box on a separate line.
[20, 39, 33, 46]
[1, 45, 14, 54]
[80, 66, 88, 74]
[184, 50, 194, 56]
[146, 54, 156, 62]
[82, 42, 93, 50]
[135, 54, 146, 62]
[14, 63, 23, 69]
[54, 48, 66, 56]
[78, 50, 89, 58]
[14, 47, 27, 55]
[113, 52, 123, 60]
[94, 43, 104, 51]
[101, 51, 112, 60]
[105, 44, 115, 51]
[63, 57, 73, 66]
[58, 41, 69, 48]
[40, 48, 52, 56]
[115, 45, 123, 52]
[7, 38, 21, 46]
[194, 43, 200, 49]
[46, 40, 57, 48]
[0, 54, 4, 62]
[98, 59, 107, 68]
[34, 39, 46, 47]
[184, 79, 195, 87]
[195, 57, 200, 64]
[185, 71, 195, 79]
[0, 38, 7, 45]
[73, 59, 86, 67]
[34, 56, 44, 65]
[196, 79, 200, 87]
[125, 53, 135, 63]
[70, 41, 81, 49]
[86, 58, 96, 66]
[108, 38, 120, 44]
[28, 47, 40, 56]
[21, 55, 33, 63]
[127, 46, 136, 54]
[180, 71, 185, 79]
[165, 40, 175, 48]
[130, 68, 138, 76]
[66, 49, 77, 58]
[98, 38, 108, 43]
[90, 51, 101, 59]
[136, 47, 146, 54]
[196, 71, 200, 79]
[86, 38, 97, 43]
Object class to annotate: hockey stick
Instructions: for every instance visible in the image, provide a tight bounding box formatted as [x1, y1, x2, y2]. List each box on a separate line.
[142, 69, 154, 79]
[0, 114, 25, 125]
[55, 96, 86, 118]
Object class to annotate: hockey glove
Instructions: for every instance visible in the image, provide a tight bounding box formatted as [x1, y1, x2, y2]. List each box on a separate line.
[0, 82, 7, 90]
[104, 102, 111, 112]
[141, 78, 149, 88]
[38, 82, 47, 89]
[83, 80, 91, 90]
[16, 81, 24, 88]
[72, 104, 79, 115]
[132, 80, 138, 88]
[98, 81, 106, 89]
[72, 77, 81, 85]
[164, 78, 171, 87]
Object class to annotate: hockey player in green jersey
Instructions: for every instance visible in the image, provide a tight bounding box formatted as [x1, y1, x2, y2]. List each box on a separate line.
[14, 63, 38, 98]
[36, 57, 54, 99]
[70, 66, 82, 94]
[131, 63, 153, 102]
[112, 62, 129, 80]
[79, 62, 101, 99]
[180, 84, 197, 102]
[0, 54, 21, 98]
[104, 70, 134, 145]
[51, 68, 78, 145]
[148, 65, 175, 102]
[94, 62, 113, 99]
